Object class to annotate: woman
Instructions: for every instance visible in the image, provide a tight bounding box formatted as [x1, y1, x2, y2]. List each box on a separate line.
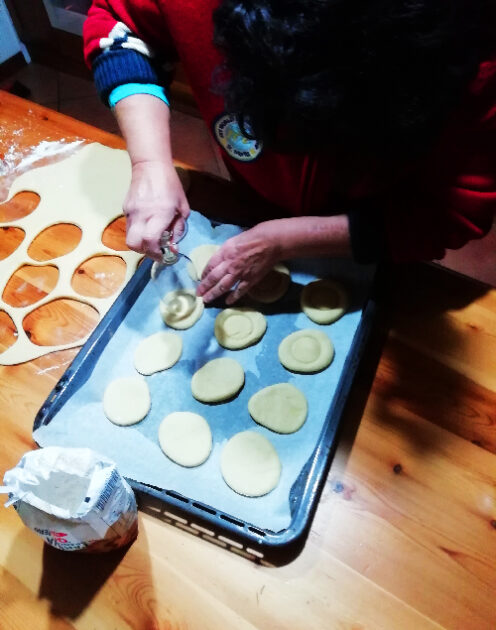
[83, 0, 496, 303]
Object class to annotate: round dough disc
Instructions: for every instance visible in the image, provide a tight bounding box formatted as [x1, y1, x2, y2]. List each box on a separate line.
[278, 329, 334, 373]
[301, 278, 347, 324]
[187, 244, 220, 281]
[221, 431, 282, 497]
[158, 411, 212, 467]
[103, 376, 151, 425]
[191, 357, 245, 403]
[160, 288, 204, 329]
[134, 331, 182, 375]
[248, 383, 308, 433]
[248, 263, 291, 303]
[214, 307, 267, 349]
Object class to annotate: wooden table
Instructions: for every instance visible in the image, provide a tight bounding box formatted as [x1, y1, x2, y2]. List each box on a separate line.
[1, 91, 495, 630]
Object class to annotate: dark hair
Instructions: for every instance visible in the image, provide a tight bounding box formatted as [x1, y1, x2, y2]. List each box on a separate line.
[213, 0, 495, 159]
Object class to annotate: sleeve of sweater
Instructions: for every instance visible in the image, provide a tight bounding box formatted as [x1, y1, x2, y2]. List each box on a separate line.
[83, 0, 176, 104]
[348, 60, 496, 264]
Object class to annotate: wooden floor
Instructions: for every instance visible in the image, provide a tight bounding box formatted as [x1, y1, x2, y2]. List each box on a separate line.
[0, 91, 495, 629]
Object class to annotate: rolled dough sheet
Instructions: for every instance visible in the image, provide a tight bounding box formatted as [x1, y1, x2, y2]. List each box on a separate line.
[0, 143, 143, 365]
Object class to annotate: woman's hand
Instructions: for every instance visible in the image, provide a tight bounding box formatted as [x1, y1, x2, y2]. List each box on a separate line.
[197, 222, 283, 304]
[197, 215, 352, 304]
[124, 160, 190, 260]
[113, 93, 188, 260]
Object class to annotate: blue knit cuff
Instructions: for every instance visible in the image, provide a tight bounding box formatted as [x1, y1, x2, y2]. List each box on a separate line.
[109, 83, 169, 108]
[92, 48, 161, 104]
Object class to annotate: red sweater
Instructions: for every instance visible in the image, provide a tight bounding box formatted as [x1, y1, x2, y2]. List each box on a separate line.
[84, 0, 496, 263]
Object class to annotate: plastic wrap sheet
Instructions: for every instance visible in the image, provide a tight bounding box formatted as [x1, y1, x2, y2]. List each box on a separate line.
[0, 136, 85, 201]
[34, 210, 375, 532]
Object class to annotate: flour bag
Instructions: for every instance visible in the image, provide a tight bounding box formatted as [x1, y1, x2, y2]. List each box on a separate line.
[1, 447, 138, 552]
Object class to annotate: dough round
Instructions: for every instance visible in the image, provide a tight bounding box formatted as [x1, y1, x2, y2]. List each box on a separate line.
[221, 431, 282, 497]
[191, 357, 245, 403]
[248, 383, 308, 433]
[158, 411, 212, 467]
[159, 289, 204, 329]
[278, 329, 334, 373]
[301, 278, 347, 324]
[248, 263, 291, 303]
[134, 331, 182, 375]
[103, 376, 151, 425]
[214, 307, 267, 349]
[187, 244, 220, 281]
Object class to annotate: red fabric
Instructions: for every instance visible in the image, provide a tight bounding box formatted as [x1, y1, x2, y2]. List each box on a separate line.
[84, 0, 496, 262]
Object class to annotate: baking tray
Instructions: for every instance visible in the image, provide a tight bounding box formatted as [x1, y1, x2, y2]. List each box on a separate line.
[33, 215, 381, 559]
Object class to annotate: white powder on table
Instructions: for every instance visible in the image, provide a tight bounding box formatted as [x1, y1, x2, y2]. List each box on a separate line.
[0, 138, 84, 177]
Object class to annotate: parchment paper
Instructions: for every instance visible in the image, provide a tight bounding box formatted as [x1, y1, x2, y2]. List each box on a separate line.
[34, 210, 375, 532]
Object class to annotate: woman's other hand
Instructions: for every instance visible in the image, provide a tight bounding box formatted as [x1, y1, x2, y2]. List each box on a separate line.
[197, 222, 282, 304]
[197, 215, 352, 303]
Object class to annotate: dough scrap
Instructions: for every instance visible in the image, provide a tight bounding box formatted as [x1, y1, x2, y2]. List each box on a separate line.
[278, 329, 334, 373]
[187, 244, 220, 281]
[214, 307, 267, 349]
[301, 278, 347, 324]
[158, 411, 212, 467]
[103, 376, 151, 425]
[0, 143, 143, 365]
[134, 331, 182, 375]
[221, 431, 282, 497]
[248, 383, 308, 433]
[248, 263, 291, 303]
[159, 288, 204, 329]
[191, 357, 244, 403]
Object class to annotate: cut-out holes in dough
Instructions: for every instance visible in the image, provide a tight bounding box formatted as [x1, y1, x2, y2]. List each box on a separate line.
[23, 298, 99, 346]
[0, 226, 25, 261]
[0, 192, 40, 222]
[3, 264, 59, 308]
[71, 255, 126, 298]
[101, 216, 128, 251]
[0, 310, 18, 353]
[27, 223, 82, 262]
